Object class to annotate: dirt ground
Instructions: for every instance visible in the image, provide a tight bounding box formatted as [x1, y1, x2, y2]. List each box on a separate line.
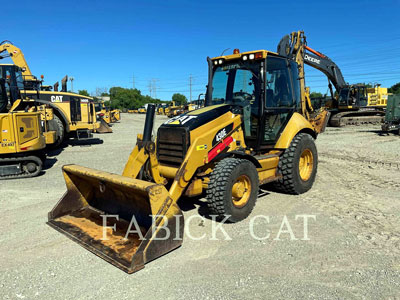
[1, 113, 399, 299]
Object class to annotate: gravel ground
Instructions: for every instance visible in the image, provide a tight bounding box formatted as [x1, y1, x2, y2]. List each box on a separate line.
[1, 113, 399, 299]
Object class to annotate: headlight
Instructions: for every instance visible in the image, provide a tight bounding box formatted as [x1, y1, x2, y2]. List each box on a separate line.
[242, 55, 248, 61]
[214, 60, 218, 65]
[249, 54, 255, 60]
[218, 59, 223, 64]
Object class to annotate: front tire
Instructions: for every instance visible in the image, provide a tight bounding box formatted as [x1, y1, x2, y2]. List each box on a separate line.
[273, 133, 318, 195]
[48, 115, 65, 148]
[206, 158, 259, 223]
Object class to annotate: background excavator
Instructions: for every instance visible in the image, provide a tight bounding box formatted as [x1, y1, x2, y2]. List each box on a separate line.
[282, 38, 389, 126]
[47, 30, 329, 274]
[0, 41, 111, 147]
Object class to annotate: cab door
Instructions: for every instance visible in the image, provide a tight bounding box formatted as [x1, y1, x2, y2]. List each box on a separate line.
[260, 57, 299, 148]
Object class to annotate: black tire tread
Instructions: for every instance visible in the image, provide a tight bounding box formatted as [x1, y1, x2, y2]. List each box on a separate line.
[273, 133, 315, 195]
[206, 158, 258, 221]
[49, 115, 65, 148]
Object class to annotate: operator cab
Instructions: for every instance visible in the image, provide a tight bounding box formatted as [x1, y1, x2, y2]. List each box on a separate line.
[0, 65, 24, 107]
[207, 50, 301, 150]
[338, 85, 368, 109]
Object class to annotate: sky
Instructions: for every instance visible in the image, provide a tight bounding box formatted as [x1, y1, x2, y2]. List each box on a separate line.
[2, 0, 400, 100]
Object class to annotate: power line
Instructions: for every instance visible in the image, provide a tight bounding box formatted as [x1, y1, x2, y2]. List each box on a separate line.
[147, 78, 159, 98]
[148, 80, 152, 97]
[131, 73, 135, 89]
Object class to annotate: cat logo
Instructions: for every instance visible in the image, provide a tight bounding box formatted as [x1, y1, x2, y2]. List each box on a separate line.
[51, 95, 63, 103]
[165, 115, 197, 125]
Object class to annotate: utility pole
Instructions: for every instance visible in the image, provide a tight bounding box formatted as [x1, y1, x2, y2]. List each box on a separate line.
[150, 79, 159, 99]
[189, 74, 192, 102]
[148, 80, 153, 97]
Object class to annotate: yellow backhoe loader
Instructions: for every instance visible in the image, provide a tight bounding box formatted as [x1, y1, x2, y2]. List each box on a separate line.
[47, 31, 329, 273]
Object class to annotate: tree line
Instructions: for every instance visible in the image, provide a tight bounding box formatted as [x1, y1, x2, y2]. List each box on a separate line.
[78, 87, 188, 109]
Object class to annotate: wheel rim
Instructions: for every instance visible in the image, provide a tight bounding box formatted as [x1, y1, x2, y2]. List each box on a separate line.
[299, 148, 314, 181]
[232, 175, 251, 208]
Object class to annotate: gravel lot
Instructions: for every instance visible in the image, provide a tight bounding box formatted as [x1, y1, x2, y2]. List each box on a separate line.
[1, 113, 399, 299]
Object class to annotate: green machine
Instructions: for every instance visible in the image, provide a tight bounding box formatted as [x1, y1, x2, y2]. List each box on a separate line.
[382, 94, 400, 134]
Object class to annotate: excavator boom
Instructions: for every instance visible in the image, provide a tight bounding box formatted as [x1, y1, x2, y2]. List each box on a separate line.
[0, 41, 33, 76]
[278, 31, 387, 127]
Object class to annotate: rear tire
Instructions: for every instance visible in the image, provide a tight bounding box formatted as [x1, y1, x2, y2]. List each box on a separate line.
[206, 158, 259, 223]
[273, 133, 318, 195]
[48, 115, 65, 148]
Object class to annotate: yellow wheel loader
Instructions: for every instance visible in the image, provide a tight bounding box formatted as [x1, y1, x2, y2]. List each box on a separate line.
[0, 79, 46, 179]
[95, 101, 120, 124]
[47, 31, 329, 274]
[111, 109, 121, 122]
[138, 107, 146, 114]
[94, 101, 113, 133]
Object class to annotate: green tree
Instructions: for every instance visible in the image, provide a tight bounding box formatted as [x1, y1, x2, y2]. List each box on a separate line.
[107, 87, 161, 109]
[310, 91, 323, 98]
[172, 93, 187, 105]
[389, 82, 400, 94]
[78, 89, 90, 96]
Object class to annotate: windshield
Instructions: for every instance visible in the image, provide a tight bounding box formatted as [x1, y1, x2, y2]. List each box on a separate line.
[211, 60, 261, 108]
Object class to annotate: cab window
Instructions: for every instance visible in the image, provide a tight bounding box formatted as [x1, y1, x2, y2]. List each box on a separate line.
[265, 57, 294, 108]
[290, 61, 301, 107]
[262, 57, 295, 144]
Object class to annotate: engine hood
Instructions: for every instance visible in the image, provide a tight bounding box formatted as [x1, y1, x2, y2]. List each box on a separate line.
[160, 104, 233, 131]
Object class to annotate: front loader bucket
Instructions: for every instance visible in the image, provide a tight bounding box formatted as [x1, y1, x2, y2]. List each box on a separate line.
[96, 119, 113, 133]
[47, 165, 183, 274]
